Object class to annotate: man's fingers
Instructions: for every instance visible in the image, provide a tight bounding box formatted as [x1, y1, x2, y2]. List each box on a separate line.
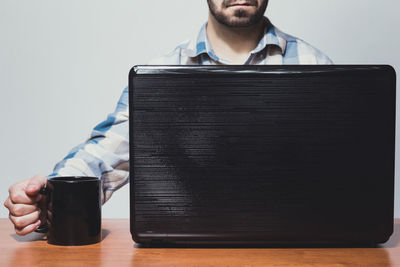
[8, 187, 40, 205]
[5, 198, 39, 217]
[5, 175, 47, 235]
[3, 197, 10, 209]
[25, 175, 47, 197]
[9, 210, 41, 230]
[14, 220, 42, 236]
[7, 175, 47, 204]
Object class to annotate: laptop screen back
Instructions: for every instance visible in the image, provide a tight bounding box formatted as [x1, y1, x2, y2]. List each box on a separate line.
[129, 65, 395, 244]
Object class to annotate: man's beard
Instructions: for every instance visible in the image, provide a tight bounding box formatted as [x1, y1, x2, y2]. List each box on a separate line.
[208, 0, 268, 28]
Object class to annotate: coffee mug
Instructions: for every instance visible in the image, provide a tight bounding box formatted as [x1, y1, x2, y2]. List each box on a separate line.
[35, 176, 102, 245]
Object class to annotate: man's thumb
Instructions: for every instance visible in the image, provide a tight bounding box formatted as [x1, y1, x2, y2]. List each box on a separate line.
[25, 174, 47, 197]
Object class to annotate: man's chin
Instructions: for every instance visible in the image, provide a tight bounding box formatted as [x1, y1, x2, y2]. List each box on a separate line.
[224, 17, 259, 27]
[210, 7, 265, 28]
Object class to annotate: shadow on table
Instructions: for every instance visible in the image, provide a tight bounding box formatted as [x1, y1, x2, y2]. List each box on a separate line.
[101, 229, 111, 241]
[135, 242, 379, 249]
[380, 221, 400, 248]
[11, 228, 111, 243]
[11, 232, 46, 243]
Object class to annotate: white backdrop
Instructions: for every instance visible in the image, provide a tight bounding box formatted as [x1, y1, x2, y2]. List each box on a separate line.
[0, 0, 399, 218]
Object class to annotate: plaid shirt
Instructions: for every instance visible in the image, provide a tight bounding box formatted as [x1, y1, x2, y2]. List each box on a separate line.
[50, 18, 333, 203]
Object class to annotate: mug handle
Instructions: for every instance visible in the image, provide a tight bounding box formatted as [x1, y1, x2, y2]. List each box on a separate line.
[34, 186, 49, 233]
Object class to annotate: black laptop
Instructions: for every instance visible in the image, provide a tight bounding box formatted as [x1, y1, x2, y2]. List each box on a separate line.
[129, 65, 396, 245]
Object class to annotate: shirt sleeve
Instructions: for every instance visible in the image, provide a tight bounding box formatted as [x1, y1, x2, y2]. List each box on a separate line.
[48, 87, 130, 204]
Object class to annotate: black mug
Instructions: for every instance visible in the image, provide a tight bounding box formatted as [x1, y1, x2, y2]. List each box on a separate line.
[36, 176, 102, 245]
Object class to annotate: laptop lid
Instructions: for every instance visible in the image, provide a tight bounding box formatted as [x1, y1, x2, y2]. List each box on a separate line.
[129, 65, 396, 245]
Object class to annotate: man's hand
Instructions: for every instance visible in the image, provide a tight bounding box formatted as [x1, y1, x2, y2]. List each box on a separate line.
[3, 174, 47, 236]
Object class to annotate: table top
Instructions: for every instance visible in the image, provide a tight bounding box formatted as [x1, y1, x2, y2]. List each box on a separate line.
[0, 218, 399, 267]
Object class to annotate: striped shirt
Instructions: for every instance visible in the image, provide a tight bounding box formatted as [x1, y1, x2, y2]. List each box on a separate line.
[49, 17, 333, 203]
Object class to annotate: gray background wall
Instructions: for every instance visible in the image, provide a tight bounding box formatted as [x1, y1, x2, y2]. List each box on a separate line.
[0, 0, 399, 218]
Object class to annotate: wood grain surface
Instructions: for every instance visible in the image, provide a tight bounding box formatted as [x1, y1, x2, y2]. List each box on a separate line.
[0, 218, 399, 267]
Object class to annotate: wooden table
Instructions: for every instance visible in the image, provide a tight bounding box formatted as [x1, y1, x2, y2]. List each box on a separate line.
[0, 218, 399, 267]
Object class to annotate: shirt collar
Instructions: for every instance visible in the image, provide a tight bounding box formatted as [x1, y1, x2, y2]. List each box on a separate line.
[181, 17, 287, 63]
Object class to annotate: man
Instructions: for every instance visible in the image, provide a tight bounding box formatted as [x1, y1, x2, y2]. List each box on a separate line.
[4, 0, 332, 236]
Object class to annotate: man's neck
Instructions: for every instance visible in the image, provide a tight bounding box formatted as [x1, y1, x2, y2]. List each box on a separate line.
[206, 14, 265, 64]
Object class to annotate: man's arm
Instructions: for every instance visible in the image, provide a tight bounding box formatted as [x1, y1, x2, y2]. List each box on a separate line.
[49, 87, 130, 203]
